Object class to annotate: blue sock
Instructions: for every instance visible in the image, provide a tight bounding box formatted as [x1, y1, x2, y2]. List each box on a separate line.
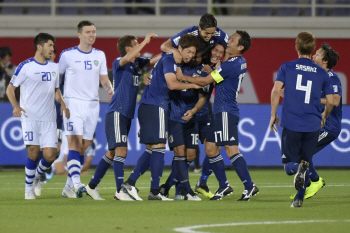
[308, 161, 319, 182]
[150, 148, 165, 195]
[296, 167, 310, 200]
[25, 158, 37, 188]
[128, 149, 152, 186]
[164, 161, 178, 189]
[80, 155, 85, 166]
[37, 151, 43, 165]
[209, 154, 228, 189]
[173, 156, 192, 195]
[284, 162, 299, 175]
[199, 156, 212, 185]
[35, 158, 53, 177]
[67, 150, 81, 177]
[230, 153, 254, 190]
[113, 156, 125, 192]
[89, 154, 113, 189]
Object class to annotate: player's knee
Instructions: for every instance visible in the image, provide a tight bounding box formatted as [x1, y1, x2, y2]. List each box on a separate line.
[115, 147, 127, 157]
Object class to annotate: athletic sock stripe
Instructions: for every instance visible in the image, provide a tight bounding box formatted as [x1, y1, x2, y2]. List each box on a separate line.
[230, 153, 243, 163]
[209, 154, 224, 163]
[173, 156, 186, 161]
[113, 156, 125, 163]
[102, 155, 113, 165]
[145, 149, 152, 154]
[153, 148, 166, 154]
[68, 167, 80, 174]
[67, 160, 80, 168]
[25, 168, 36, 176]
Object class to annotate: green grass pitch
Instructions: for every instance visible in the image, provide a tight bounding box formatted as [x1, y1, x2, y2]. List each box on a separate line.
[0, 168, 349, 233]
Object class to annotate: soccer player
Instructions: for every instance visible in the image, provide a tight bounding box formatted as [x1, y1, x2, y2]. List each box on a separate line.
[290, 43, 341, 200]
[84, 33, 160, 201]
[58, 20, 113, 198]
[122, 34, 202, 201]
[6, 33, 69, 199]
[160, 13, 228, 63]
[270, 32, 334, 207]
[176, 31, 259, 201]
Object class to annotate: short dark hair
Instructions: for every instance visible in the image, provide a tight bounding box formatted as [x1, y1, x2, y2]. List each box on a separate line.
[236, 30, 251, 54]
[0, 46, 12, 59]
[321, 43, 339, 69]
[296, 31, 316, 55]
[53, 44, 57, 54]
[117, 35, 137, 57]
[179, 34, 200, 51]
[77, 20, 95, 33]
[199, 13, 217, 30]
[34, 33, 55, 52]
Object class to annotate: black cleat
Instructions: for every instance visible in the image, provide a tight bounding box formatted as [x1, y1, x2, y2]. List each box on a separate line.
[238, 184, 259, 201]
[210, 185, 233, 201]
[290, 198, 303, 207]
[294, 161, 308, 191]
[159, 184, 170, 197]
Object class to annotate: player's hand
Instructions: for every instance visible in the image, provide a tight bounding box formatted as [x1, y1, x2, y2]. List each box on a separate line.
[144, 33, 157, 44]
[173, 49, 183, 64]
[215, 61, 221, 69]
[61, 104, 70, 119]
[192, 84, 203, 90]
[144, 73, 151, 85]
[13, 106, 25, 117]
[182, 110, 194, 121]
[202, 65, 212, 74]
[269, 114, 279, 133]
[176, 67, 184, 81]
[108, 90, 114, 102]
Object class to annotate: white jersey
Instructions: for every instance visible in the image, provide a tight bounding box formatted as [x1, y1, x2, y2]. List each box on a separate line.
[58, 46, 108, 101]
[10, 58, 59, 122]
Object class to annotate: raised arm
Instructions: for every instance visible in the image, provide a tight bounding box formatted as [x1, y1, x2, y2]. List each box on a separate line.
[6, 84, 25, 117]
[161, 39, 182, 64]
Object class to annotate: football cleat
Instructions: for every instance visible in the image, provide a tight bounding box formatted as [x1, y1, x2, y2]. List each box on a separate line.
[121, 182, 142, 201]
[185, 192, 201, 201]
[159, 184, 170, 197]
[290, 198, 303, 207]
[33, 177, 42, 196]
[62, 187, 77, 198]
[210, 185, 233, 201]
[173, 194, 186, 200]
[25, 189, 35, 200]
[294, 161, 308, 191]
[148, 192, 173, 201]
[75, 183, 85, 198]
[290, 177, 325, 200]
[238, 184, 259, 201]
[114, 190, 134, 201]
[195, 181, 214, 199]
[85, 185, 105, 200]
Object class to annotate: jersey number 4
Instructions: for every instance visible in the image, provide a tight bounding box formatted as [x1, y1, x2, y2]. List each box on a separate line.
[296, 74, 312, 104]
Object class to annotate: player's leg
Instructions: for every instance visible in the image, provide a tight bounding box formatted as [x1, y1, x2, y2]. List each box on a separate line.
[125, 146, 152, 186]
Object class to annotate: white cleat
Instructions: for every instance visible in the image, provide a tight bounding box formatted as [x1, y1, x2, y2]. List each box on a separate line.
[33, 177, 42, 196]
[25, 189, 35, 200]
[85, 185, 105, 200]
[121, 182, 143, 201]
[114, 190, 134, 201]
[62, 187, 77, 198]
[185, 193, 202, 201]
[74, 183, 86, 198]
[148, 192, 173, 201]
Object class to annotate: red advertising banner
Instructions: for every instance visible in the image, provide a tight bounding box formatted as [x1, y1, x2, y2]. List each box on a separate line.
[1, 37, 348, 104]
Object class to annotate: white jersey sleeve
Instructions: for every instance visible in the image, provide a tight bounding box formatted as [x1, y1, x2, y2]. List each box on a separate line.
[100, 52, 108, 75]
[58, 51, 68, 75]
[55, 66, 60, 88]
[10, 60, 29, 87]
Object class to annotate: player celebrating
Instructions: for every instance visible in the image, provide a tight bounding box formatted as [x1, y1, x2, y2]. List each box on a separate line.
[290, 43, 341, 200]
[58, 20, 113, 198]
[6, 33, 69, 199]
[122, 34, 202, 201]
[270, 32, 334, 207]
[176, 31, 259, 201]
[84, 33, 160, 201]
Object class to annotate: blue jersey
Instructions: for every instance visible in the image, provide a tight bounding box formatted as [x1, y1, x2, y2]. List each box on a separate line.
[196, 65, 215, 117]
[140, 53, 177, 112]
[210, 56, 247, 117]
[322, 69, 342, 137]
[169, 64, 203, 123]
[276, 58, 333, 132]
[171, 26, 228, 52]
[107, 57, 149, 119]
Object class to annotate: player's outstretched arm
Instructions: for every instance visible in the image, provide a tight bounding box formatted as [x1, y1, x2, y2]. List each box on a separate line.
[182, 93, 206, 121]
[119, 33, 158, 67]
[100, 75, 114, 102]
[55, 88, 70, 119]
[270, 81, 283, 133]
[165, 73, 201, 90]
[6, 84, 25, 117]
[161, 39, 182, 64]
[176, 67, 214, 86]
[149, 53, 162, 66]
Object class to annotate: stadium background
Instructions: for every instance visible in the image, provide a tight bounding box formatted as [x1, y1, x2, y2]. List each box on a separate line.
[0, 0, 349, 167]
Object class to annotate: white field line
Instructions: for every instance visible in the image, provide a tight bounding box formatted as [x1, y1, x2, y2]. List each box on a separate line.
[173, 220, 350, 233]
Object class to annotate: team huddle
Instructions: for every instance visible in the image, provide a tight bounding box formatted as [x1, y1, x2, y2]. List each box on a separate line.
[6, 13, 341, 207]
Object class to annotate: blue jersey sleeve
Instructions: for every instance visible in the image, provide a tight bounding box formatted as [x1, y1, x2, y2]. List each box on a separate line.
[170, 26, 194, 48]
[216, 27, 229, 47]
[162, 56, 176, 75]
[211, 61, 233, 84]
[138, 57, 150, 70]
[322, 71, 334, 96]
[276, 63, 286, 84]
[331, 74, 342, 97]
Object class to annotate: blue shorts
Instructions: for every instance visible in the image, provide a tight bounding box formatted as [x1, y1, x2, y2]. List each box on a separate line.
[197, 114, 211, 144]
[206, 112, 239, 146]
[281, 127, 319, 164]
[138, 104, 168, 144]
[314, 129, 337, 155]
[105, 111, 131, 150]
[168, 120, 199, 150]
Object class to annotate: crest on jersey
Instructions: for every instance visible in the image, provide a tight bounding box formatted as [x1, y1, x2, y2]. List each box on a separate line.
[94, 60, 99, 66]
[52, 72, 56, 77]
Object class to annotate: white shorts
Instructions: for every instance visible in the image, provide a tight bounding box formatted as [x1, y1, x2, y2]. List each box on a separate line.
[21, 121, 57, 148]
[63, 98, 99, 140]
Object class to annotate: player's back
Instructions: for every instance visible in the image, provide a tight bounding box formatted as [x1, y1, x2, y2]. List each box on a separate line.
[278, 58, 332, 132]
[58, 46, 107, 101]
[140, 53, 176, 112]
